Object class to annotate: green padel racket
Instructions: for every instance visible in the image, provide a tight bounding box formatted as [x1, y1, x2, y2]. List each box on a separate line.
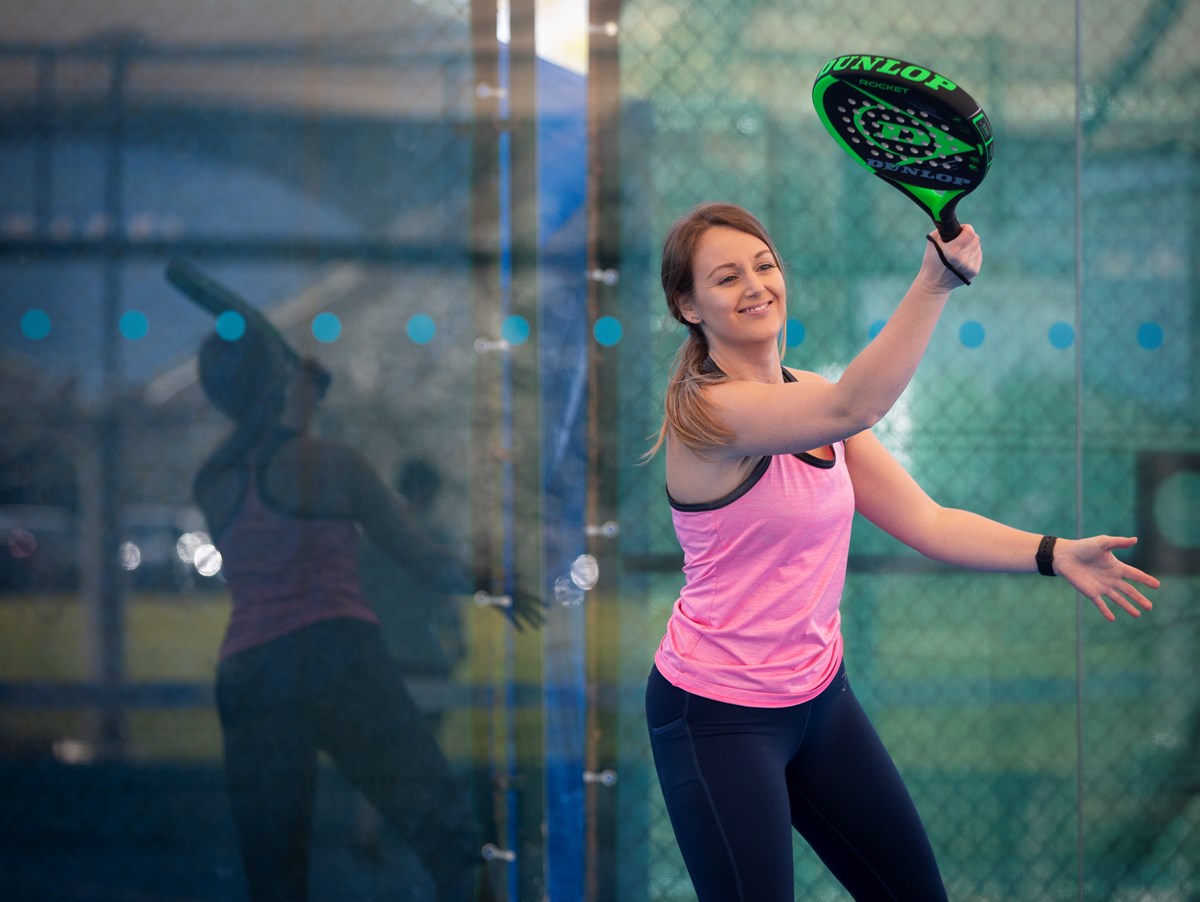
[813, 53, 994, 240]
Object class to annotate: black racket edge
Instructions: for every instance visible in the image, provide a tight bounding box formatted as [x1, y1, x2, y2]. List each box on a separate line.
[812, 54, 993, 241]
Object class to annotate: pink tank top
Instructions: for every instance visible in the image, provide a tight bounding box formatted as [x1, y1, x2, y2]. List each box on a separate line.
[216, 466, 379, 660]
[654, 444, 855, 707]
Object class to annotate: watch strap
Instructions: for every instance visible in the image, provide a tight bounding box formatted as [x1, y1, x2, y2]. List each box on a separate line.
[1036, 535, 1058, 577]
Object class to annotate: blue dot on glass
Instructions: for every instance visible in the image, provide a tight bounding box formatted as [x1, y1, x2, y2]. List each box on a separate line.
[215, 310, 246, 341]
[1137, 322, 1163, 350]
[1048, 322, 1074, 349]
[119, 310, 149, 341]
[311, 312, 341, 343]
[868, 319, 886, 340]
[502, 315, 530, 346]
[959, 320, 985, 348]
[20, 308, 51, 340]
[785, 318, 805, 348]
[594, 315, 622, 347]
[407, 314, 436, 345]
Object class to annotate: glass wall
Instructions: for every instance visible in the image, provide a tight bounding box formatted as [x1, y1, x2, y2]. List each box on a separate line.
[0, 1, 1195, 900]
[0, 3, 537, 899]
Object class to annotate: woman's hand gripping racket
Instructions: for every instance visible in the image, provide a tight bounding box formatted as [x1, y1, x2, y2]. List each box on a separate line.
[812, 54, 994, 242]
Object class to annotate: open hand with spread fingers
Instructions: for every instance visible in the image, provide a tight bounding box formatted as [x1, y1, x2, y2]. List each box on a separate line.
[1052, 535, 1159, 622]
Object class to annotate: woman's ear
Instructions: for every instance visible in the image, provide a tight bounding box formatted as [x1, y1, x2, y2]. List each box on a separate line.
[677, 296, 702, 325]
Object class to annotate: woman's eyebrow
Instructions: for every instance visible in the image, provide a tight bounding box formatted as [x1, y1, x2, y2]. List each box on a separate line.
[706, 249, 772, 280]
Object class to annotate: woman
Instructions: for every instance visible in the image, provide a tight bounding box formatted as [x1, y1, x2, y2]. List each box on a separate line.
[644, 202, 1158, 901]
[194, 328, 522, 902]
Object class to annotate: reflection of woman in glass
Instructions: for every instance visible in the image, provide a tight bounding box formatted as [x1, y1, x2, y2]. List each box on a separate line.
[194, 328, 500, 901]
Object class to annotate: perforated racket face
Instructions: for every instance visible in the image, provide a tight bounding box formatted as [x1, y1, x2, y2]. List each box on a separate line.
[813, 55, 994, 227]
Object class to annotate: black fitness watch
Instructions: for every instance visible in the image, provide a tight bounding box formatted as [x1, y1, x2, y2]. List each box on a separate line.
[1036, 535, 1057, 577]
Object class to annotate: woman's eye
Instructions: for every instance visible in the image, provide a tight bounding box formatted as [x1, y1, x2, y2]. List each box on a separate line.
[757, 262, 775, 272]
[718, 274, 737, 285]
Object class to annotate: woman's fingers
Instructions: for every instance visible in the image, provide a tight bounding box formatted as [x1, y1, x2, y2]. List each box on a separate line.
[1088, 581, 1153, 621]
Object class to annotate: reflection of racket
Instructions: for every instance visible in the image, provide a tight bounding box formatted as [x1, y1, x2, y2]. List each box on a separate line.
[165, 259, 331, 392]
[813, 54, 994, 240]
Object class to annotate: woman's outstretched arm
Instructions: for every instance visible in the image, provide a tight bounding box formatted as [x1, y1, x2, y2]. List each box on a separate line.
[846, 429, 1159, 621]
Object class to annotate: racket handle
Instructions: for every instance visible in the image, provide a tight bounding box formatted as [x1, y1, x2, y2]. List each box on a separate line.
[935, 214, 962, 242]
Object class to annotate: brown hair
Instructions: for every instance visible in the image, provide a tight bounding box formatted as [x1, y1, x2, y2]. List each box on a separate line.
[646, 202, 785, 457]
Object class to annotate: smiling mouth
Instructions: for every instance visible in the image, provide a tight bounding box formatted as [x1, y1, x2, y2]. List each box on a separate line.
[738, 300, 773, 314]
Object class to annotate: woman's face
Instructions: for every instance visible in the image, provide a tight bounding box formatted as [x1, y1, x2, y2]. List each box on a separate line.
[679, 225, 786, 351]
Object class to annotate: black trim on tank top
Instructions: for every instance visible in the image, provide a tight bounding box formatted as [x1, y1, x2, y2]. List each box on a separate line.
[666, 363, 837, 511]
[794, 449, 835, 469]
[668, 455, 773, 512]
[668, 445, 838, 512]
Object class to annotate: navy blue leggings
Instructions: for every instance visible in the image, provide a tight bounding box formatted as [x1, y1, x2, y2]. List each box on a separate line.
[646, 664, 947, 901]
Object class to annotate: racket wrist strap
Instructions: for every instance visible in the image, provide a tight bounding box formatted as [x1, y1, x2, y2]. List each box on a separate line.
[926, 235, 971, 286]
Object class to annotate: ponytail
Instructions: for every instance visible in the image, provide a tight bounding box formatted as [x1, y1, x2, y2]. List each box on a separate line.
[644, 327, 732, 459]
